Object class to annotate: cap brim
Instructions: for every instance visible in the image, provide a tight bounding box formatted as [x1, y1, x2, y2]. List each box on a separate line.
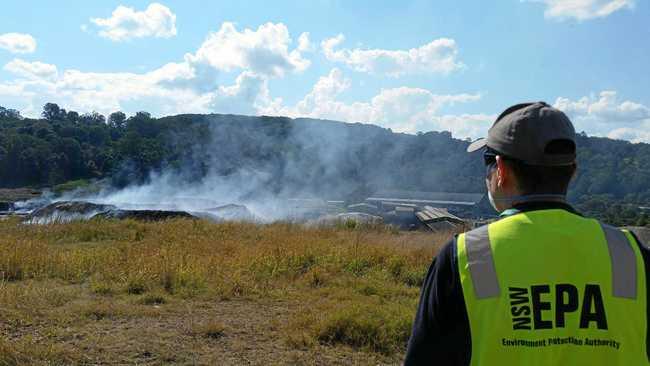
[467, 138, 487, 152]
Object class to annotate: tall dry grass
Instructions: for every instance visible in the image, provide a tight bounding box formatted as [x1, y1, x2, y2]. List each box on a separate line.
[0, 217, 452, 361]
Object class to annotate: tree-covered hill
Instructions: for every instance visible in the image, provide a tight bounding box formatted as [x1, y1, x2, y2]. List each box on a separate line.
[1, 103, 648, 225]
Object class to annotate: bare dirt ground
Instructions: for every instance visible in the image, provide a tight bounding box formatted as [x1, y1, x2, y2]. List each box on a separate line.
[1, 282, 396, 365]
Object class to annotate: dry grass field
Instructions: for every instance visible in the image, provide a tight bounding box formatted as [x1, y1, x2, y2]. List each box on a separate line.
[0, 217, 451, 365]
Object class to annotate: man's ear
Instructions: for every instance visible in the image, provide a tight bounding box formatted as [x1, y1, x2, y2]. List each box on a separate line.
[495, 155, 508, 187]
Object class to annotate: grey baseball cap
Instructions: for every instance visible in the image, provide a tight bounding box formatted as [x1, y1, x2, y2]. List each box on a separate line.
[467, 102, 577, 166]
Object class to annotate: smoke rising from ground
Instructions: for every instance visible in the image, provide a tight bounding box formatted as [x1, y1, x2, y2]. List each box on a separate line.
[35, 114, 483, 221]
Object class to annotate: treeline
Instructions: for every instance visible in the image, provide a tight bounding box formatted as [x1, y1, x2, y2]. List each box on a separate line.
[1, 103, 147, 187]
[0, 103, 648, 226]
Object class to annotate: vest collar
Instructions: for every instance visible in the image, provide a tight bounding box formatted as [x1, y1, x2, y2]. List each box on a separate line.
[500, 201, 581, 218]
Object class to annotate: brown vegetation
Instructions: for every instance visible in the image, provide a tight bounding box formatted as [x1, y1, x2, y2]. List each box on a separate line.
[0, 218, 450, 365]
[0, 189, 41, 203]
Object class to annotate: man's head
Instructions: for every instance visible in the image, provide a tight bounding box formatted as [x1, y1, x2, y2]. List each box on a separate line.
[468, 102, 577, 212]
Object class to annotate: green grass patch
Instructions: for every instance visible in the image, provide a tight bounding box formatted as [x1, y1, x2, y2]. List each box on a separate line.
[289, 299, 416, 355]
[51, 179, 92, 196]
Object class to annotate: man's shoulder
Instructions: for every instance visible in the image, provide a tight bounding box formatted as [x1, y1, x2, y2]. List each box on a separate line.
[624, 227, 649, 248]
[437, 235, 458, 257]
[626, 229, 650, 261]
[461, 223, 491, 235]
[457, 222, 499, 245]
[428, 235, 459, 278]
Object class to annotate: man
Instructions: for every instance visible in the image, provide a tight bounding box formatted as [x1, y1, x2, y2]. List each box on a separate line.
[404, 102, 649, 365]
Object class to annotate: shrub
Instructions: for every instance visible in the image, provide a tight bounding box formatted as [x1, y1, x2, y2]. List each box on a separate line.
[91, 282, 115, 296]
[315, 302, 412, 355]
[138, 293, 167, 305]
[191, 320, 226, 339]
[303, 267, 328, 288]
[345, 258, 373, 277]
[126, 276, 148, 295]
[402, 268, 427, 287]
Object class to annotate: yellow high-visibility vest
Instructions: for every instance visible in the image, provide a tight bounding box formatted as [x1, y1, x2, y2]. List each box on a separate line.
[457, 209, 647, 365]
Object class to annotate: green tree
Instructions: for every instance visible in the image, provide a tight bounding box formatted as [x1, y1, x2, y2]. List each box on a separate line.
[638, 213, 648, 227]
[108, 111, 127, 129]
[80, 111, 106, 125]
[66, 110, 80, 123]
[0, 106, 21, 120]
[42, 103, 66, 121]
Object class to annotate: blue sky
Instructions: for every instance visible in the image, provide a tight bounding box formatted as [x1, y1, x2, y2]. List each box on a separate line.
[1, 0, 649, 142]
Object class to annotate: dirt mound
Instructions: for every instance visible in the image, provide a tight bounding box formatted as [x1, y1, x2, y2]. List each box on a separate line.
[27, 201, 196, 224]
[97, 209, 195, 221]
[204, 204, 256, 221]
[27, 201, 117, 224]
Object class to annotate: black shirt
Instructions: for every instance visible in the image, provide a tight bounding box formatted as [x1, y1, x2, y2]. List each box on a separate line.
[403, 202, 650, 366]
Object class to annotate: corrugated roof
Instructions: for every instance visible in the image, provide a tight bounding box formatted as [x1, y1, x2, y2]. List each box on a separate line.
[369, 190, 484, 205]
[347, 203, 378, 210]
[367, 197, 477, 206]
[416, 206, 464, 224]
[379, 201, 418, 208]
[423, 220, 458, 232]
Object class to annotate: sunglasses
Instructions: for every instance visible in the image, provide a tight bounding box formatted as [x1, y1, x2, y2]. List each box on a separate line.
[483, 151, 497, 167]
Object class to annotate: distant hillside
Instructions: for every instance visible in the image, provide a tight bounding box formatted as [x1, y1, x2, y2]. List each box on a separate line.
[1, 103, 649, 225]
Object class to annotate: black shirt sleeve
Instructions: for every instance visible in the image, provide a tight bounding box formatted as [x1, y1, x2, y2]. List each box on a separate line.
[629, 231, 650, 362]
[403, 237, 471, 366]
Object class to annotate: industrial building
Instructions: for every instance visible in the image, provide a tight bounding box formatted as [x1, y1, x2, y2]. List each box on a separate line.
[288, 190, 490, 232]
[366, 190, 492, 218]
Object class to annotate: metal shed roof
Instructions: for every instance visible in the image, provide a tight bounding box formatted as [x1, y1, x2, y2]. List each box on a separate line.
[368, 190, 484, 205]
[416, 206, 464, 224]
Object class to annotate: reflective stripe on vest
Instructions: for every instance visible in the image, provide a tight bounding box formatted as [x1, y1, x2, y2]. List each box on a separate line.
[601, 223, 637, 299]
[465, 222, 637, 300]
[465, 224, 500, 299]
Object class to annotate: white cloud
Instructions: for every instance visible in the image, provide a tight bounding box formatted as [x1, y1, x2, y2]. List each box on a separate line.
[0, 33, 36, 54]
[261, 68, 487, 138]
[321, 34, 463, 77]
[1, 18, 646, 145]
[90, 3, 177, 41]
[283, 68, 353, 118]
[4, 59, 58, 80]
[529, 0, 635, 21]
[432, 114, 497, 140]
[0, 21, 313, 118]
[185, 22, 310, 78]
[607, 125, 650, 143]
[297, 32, 312, 52]
[207, 72, 279, 116]
[554, 91, 650, 122]
[0, 58, 209, 117]
[554, 91, 650, 143]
